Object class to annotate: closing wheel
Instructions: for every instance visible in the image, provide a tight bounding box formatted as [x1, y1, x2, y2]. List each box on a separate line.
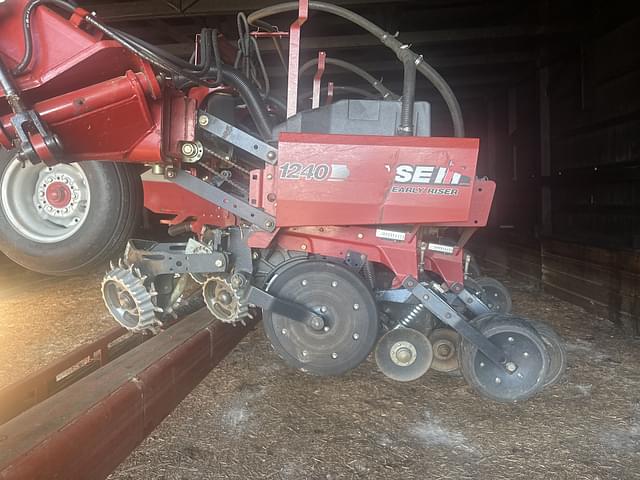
[428, 328, 461, 373]
[474, 277, 512, 314]
[459, 315, 549, 403]
[375, 328, 433, 382]
[527, 320, 567, 387]
[262, 261, 379, 376]
[0, 154, 142, 275]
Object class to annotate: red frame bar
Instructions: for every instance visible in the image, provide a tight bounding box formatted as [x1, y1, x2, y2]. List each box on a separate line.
[286, 0, 309, 118]
[312, 51, 327, 109]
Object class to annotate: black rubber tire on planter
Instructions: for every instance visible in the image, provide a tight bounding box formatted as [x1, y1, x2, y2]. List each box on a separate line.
[527, 319, 567, 388]
[0, 158, 142, 276]
[262, 260, 379, 376]
[459, 314, 549, 403]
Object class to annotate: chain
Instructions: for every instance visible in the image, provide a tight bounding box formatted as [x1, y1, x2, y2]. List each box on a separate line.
[199, 161, 249, 195]
[203, 146, 252, 175]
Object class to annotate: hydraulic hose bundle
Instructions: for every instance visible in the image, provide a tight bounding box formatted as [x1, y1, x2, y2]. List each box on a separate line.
[248, 1, 465, 137]
[10, 0, 274, 140]
[10, 0, 464, 140]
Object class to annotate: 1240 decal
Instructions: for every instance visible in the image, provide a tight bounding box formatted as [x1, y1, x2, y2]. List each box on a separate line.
[279, 162, 331, 181]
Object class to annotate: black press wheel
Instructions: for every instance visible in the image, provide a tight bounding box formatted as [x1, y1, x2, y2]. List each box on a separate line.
[0, 155, 142, 275]
[262, 260, 379, 376]
[459, 314, 549, 403]
[527, 320, 567, 387]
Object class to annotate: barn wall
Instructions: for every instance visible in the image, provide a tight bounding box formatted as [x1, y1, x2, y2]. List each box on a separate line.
[475, 11, 640, 334]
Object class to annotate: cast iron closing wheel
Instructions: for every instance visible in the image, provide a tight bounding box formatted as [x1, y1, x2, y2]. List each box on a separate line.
[527, 319, 567, 388]
[262, 260, 379, 376]
[375, 327, 433, 382]
[459, 314, 549, 403]
[473, 276, 513, 314]
[0, 154, 142, 275]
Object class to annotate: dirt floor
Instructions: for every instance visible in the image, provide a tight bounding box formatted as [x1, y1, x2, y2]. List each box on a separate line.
[1, 256, 640, 479]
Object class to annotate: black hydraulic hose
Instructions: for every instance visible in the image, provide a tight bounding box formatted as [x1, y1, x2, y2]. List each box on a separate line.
[248, 1, 465, 137]
[175, 66, 274, 140]
[13, 1, 274, 140]
[299, 85, 378, 101]
[13, 0, 78, 75]
[398, 46, 418, 136]
[299, 57, 399, 100]
[110, 29, 274, 140]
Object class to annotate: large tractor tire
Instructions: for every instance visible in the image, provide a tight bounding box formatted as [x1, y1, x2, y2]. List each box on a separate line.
[0, 154, 142, 275]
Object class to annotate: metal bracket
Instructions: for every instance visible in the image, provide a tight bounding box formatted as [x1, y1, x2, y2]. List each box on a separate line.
[248, 287, 325, 330]
[345, 250, 367, 270]
[197, 112, 278, 164]
[312, 51, 326, 109]
[124, 239, 228, 278]
[456, 288, 491, 317]
[402, 277, 509, 369]
[286, 0, 309, 118]
[171, 170, 276, 232]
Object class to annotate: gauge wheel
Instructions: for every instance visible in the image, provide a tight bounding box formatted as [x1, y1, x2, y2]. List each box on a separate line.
[527, 319, 567, 387]
[473, 276, 513, 314]
[459, 314, 549, 403]
[262, 260, 379, 376]
[0, 155, 142, 275]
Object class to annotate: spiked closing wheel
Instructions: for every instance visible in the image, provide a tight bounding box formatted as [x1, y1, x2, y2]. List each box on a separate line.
[102, 265, 159, 332]
[428, 328, 461, 373]
[203, 276, 249, 323]
[459, 314, 549, 403]
[262, 260, 379, 376]
[375, 328, 433, 382]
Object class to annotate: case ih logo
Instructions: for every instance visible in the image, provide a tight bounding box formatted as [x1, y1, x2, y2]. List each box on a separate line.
[394, 165, 471, 186]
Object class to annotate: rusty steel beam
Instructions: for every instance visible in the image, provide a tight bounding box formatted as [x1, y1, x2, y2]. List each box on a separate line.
[0, 309, 255, 480]
[0, 327, 148, 425]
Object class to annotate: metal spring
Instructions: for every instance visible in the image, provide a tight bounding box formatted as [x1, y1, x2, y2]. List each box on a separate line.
[399, 303, 426, 329]
[362, 262, 376, 289]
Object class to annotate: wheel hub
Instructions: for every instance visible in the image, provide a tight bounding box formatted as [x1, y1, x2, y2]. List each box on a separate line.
[0, 159, 90, 243]
[390, 341, 417, 367]
[36, 171, 81, 218]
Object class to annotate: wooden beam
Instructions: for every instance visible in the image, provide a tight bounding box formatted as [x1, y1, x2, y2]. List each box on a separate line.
[160, 25, 569, 57]
[87, 0, 411, 21]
